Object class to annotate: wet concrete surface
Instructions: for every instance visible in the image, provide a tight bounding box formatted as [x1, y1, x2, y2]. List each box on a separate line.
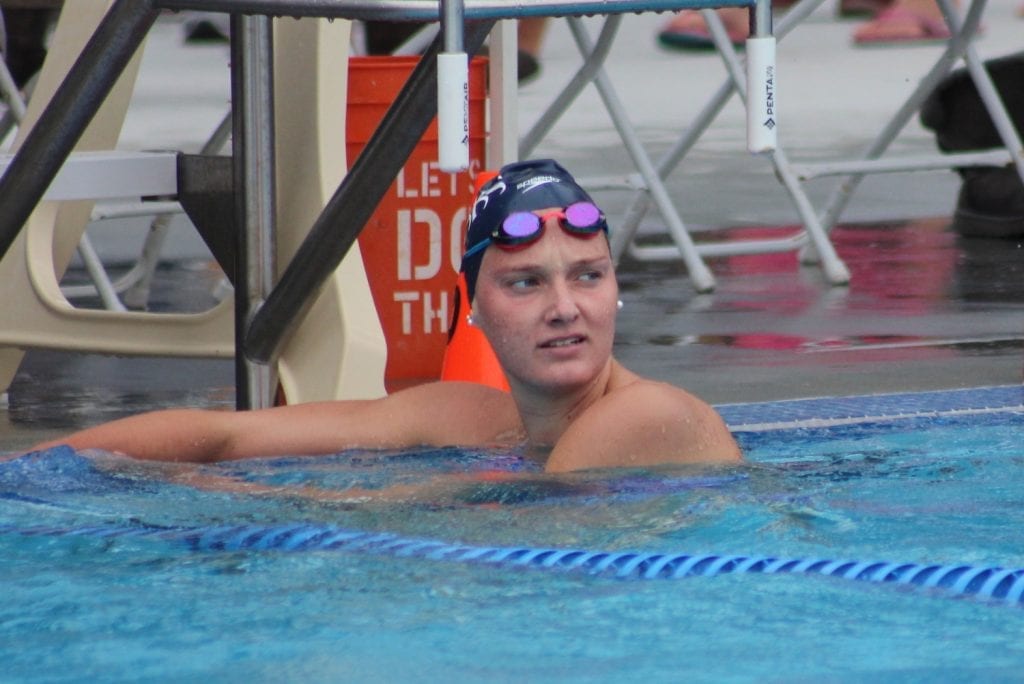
[614, 217, 1024, 404]
[2, 8, 1022, 450]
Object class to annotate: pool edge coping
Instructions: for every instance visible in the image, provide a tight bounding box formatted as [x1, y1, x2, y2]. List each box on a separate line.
[716, 384, 1024, 432]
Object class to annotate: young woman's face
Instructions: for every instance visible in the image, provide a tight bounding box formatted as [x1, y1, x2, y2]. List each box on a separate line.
[472, 210, 619, 394]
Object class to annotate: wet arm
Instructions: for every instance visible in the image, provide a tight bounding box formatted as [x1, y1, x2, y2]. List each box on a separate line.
[31, 382, 522, 463]
[30, 404, 374, 463]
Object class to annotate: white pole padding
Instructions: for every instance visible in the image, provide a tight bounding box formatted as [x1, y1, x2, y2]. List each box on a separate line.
[437, 51, 470, 172]
[745, 36, 777, 154]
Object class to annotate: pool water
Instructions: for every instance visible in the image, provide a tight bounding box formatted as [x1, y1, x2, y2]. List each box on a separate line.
[1, 387, 1023, 682]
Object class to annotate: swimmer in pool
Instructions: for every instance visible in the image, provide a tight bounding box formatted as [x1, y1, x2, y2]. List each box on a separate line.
[34, 159, 741, 472]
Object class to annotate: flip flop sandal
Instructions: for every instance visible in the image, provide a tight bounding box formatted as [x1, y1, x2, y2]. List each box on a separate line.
[837, 0, 889, 18]
[853, 7, 952, 45]
[657, 14, 747, 51]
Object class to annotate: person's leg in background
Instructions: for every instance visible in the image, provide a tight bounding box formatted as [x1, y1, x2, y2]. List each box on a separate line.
[1, 5, 59, 89]
[656, 5, 755, 50]
[516, 17, 548, 82]
[654, 0, 962, 50]
[852, 0, 951, 45]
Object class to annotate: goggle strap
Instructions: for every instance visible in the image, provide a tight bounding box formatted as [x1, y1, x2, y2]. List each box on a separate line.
[461, 238, 491, 261]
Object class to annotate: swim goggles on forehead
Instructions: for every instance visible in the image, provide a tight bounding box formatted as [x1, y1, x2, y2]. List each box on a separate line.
[462, 201, 607, 260]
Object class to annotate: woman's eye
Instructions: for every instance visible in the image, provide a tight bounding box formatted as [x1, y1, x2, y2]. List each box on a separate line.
[507, 276, 539, 290]
[577, 269, 603, 283]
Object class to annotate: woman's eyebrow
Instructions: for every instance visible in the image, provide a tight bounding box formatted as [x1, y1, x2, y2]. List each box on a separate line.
[571, 255, 613, 269]
[492, 256, 608, 274]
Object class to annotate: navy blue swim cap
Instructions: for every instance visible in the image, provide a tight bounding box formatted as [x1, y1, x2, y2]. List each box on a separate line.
[460, 159, 602, 301]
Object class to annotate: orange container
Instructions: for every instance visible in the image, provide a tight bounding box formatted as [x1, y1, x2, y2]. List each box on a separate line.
[347, 56, 488, 392]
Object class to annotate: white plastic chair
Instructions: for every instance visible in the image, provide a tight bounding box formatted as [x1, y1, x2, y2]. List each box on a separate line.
[0, 2, 386, 404]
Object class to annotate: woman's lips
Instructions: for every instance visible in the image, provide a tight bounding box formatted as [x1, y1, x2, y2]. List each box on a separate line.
[539, 335, 586, 349]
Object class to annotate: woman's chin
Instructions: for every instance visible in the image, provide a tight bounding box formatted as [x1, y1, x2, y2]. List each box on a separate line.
[519, 363, 602, 395]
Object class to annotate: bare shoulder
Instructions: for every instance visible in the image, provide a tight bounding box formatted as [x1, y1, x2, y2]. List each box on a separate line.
[594, 379, 734, 441]
[545, 379, 741, 472]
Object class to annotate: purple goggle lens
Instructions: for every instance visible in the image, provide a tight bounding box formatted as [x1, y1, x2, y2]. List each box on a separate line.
[497, 201, 605, 245]
[461, 201, 607, 261]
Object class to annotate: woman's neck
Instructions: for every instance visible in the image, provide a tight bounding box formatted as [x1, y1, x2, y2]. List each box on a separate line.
[512, 359, 625, 448]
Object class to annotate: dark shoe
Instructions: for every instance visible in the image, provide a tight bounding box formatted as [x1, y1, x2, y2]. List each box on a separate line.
[474, 46, 541, 85]
[838, 0, 890, 18]
[517, 50, 540, 83]
[952, 166, 1024, 238]
[920, 52, 1024, 238]
[184, 21, 228, 43]
[363, 21, 426, 55]
[183, 13, 230, 43]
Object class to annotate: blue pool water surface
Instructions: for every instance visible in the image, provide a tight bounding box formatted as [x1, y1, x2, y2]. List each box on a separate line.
[1, 386, 1022, 682]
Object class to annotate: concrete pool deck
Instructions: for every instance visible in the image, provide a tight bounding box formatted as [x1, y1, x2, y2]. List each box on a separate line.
[1, 6, 1022, 449]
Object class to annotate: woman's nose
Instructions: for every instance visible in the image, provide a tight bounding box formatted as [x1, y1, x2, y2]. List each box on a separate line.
[545, 279, 580, 324]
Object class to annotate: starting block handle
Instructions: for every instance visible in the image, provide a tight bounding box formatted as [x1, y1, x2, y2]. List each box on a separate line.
[746, 36, 777, 154]
[438, 0, 469, 172]
[438, 52, 469, 172]
[746, 0, 776, 154]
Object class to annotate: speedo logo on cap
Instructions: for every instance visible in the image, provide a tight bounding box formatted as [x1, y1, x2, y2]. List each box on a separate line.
[516, 175, 562, 193]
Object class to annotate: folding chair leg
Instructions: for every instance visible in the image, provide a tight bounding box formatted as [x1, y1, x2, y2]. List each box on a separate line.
[120, 214, 173, 309]
[706, 11, 850, 284]
[609, 0, 849, 286]
[0, 57, 26, 121]
[770, 148, 850, 283]
[565, 17, 716, 292]
[610, 77, 736, 262]
[75, 233, 127, 311]
[520, 16, 622, 158]
[818, 0, 988, 230]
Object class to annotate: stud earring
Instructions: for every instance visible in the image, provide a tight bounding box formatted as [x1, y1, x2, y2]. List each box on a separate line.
[616, 299, 624, 311]
[466, 313, 475, 326]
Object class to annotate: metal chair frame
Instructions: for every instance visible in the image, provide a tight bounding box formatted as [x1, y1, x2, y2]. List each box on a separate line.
[622, 0, 1018, 285]
[516, 0, 1020, 294]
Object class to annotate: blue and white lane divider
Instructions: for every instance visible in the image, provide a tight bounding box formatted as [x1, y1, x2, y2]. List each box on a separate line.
[5, 522, 1024, 605]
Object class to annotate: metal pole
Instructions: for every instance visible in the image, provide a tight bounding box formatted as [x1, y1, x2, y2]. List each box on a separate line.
[441, 0, 464, 51]
[231, 14, 277, 409]
[243, 20, 494, 366]
[750, 0, 772, 35]
[0, 0, 158, 260]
